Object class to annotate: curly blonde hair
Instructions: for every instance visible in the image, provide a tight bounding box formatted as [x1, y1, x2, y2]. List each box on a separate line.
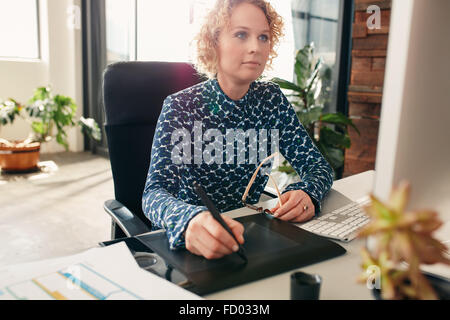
[194, 0, 284, 79]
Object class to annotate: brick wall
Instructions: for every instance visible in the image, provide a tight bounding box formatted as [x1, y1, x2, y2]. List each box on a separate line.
[343, 0, 391, 177]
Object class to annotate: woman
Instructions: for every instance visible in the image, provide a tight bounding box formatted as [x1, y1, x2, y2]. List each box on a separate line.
[142, 0, 333, 260]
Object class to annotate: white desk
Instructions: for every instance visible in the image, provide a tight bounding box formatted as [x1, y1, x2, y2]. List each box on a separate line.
[206, 170, 375, 300]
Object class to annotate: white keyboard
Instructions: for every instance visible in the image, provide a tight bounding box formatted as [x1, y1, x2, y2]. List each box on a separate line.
[297, 197, 371, 242]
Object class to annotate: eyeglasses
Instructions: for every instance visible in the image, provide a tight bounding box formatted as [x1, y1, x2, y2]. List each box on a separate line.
[241, 152, 284, 215]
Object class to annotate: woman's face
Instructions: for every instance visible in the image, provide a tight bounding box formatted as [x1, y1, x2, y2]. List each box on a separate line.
[216, 2, 271, 86]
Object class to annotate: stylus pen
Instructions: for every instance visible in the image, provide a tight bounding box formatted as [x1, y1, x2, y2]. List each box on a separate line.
[193, 181, 248, 263]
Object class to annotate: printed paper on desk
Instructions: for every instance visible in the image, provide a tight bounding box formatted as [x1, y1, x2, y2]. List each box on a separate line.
[0, 242, 201, 300]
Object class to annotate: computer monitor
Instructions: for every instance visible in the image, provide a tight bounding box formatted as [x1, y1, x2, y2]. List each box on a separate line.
[373, 0, 450, 235]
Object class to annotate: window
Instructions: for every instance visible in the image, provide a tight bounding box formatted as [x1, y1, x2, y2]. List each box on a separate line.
[105, 0, 136, 64]
[137, 0, 196, 62]
[0, 0, 39, 59]
[106, 0, 215, 64]
[291, 0, 342, 113]
[105, 0, 293, 80]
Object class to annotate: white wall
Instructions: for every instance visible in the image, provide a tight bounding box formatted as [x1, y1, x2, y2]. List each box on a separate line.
[0, 0, 84, 153]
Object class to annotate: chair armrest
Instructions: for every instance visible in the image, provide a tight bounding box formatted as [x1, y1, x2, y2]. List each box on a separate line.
[103, 199, 151, 237]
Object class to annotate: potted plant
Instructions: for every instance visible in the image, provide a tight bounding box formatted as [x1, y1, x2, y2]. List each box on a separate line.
[357, 181, 450, 299]
[270, 43, 359, 180]
[0, 86, 101, 172]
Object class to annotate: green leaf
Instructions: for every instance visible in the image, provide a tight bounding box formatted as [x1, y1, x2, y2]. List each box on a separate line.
[54, 95, 73, 107]
[271, 77, 303, 94]
[317, 141, 344, 171]
[305, 57, 323, 92]
[31, 121, 46, 135]
[371, 196, 396, 222]
[320, 113, 360, 135]
[54, 95, 76, 126]
[0, 99, 21, 125]
[29, 87, 51, 103]
[320, 126, 351, 149]
[44, 94, 79, 149]
[295, 44, 314, 88]
[56, 131, 69, 151]
[306, 89, 316, 108]
[297, 106, 323, 128]
[291, 100, 305, 108]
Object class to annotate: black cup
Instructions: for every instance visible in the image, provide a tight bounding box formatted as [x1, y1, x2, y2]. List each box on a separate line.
[290, 271, 322, 300]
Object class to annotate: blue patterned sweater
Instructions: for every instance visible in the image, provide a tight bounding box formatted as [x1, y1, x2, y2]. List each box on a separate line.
[142, 78, 333, 250]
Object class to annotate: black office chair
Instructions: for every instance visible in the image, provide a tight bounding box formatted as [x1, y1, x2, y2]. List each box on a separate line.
[102, 61, 206, 240]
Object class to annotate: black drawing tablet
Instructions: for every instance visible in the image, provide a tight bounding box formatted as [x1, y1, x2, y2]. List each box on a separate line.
[136, 213, 346, 295]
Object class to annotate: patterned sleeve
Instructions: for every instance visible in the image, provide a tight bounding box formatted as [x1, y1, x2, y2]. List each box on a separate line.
[142, 96, 207, 250]
[273, 84, 334, 215]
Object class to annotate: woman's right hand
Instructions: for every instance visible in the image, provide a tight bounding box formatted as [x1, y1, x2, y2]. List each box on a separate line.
[185, 211, 245, 260]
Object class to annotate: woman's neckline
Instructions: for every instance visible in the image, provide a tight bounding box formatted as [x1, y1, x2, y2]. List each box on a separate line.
[211, 78, 255, 104]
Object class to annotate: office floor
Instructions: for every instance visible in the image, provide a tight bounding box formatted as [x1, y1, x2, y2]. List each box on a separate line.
[0, 152, 113, 268]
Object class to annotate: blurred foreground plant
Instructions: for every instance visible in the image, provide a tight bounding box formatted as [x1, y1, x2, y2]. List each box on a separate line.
[357, 181, 450, 299]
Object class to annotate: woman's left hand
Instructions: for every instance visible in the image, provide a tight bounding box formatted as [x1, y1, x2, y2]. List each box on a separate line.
[270, 190, 315, 223]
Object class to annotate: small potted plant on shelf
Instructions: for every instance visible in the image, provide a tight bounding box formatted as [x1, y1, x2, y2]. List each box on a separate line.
[0, 86, 101, 173]
[357, 181, 450, 299]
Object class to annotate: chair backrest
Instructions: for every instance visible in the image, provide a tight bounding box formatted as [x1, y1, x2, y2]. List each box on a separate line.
[103, 61, 205, 232]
